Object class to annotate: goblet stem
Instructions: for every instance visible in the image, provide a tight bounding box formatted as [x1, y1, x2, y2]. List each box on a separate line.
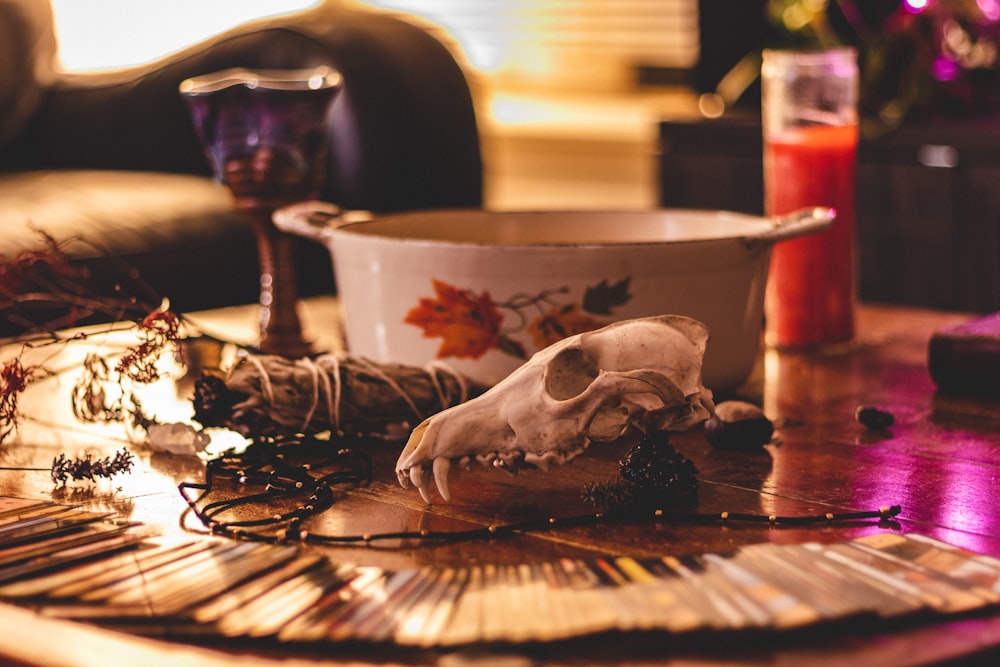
[244, 206, 312, 357]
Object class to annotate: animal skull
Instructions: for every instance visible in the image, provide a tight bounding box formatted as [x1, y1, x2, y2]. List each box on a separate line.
[395, 315, 715, 503]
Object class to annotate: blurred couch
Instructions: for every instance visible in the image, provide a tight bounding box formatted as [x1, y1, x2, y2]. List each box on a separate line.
[0, 0, 482, 332]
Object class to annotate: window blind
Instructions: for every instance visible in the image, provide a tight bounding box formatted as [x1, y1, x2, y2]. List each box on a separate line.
[366, 0, 700, 91]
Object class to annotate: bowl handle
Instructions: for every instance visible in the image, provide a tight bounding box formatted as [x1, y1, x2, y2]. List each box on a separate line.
[747, 207, 836, 247]
[272, 201, 372, 242]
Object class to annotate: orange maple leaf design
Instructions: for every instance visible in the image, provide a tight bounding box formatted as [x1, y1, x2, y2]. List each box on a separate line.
[527, 304, 605, 350]
[404, 280, 504, 359]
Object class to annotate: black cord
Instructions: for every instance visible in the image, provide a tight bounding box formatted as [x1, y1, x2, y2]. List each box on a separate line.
[177, 435, 901, 546]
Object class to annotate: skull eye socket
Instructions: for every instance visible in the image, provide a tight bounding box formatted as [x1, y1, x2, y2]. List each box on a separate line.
[544, 347, 599, 400]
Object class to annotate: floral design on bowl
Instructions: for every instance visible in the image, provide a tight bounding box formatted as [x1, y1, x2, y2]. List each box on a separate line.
[404, 277, 632, 361]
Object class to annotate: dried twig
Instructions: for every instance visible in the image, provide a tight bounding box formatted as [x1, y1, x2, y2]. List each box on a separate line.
[1, 229, 183, 444]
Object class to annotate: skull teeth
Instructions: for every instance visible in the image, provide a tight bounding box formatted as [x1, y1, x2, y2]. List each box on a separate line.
[409, 465, 433, 504]
[397, 439, 590, 505]
[432, 456, 452, 502]
[499, 452, 522, 467]
[523, 450, 567, 471]
[401, 447, 583, 502]
[495, 452, 524, 477]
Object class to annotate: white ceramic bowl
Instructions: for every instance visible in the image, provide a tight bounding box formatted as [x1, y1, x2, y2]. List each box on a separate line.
[275, 205, 833, 392]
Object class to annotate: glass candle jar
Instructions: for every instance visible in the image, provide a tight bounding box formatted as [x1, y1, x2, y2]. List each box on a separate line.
[762, 48, 859, 350]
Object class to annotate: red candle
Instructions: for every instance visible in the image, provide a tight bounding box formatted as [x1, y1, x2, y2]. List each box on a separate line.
[764, 124, 858, 349]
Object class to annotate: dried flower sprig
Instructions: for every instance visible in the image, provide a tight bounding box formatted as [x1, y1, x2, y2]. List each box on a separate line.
[0, 357, 40, 443]
[115, 310, 182, 384]
[2, 228, 164, 336]
[1, 229, 82, 300]
[67, 310, 182, 431]
[2, 229, 196, 445]
[50, 448, 135, 486]
[71, 353, 117, 424]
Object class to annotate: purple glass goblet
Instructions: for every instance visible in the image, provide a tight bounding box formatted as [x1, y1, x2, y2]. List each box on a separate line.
[180, 67, 342, 356]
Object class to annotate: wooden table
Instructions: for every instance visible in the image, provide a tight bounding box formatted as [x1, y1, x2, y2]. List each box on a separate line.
[2, 299, 1000, 666]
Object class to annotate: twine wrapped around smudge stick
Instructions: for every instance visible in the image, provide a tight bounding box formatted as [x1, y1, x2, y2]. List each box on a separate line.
[195, 353, 486, 440]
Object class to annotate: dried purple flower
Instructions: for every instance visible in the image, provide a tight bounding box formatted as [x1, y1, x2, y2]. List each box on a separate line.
[51, 448, 135, 486]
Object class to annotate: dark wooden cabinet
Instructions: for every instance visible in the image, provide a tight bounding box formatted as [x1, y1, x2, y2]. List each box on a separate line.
[659, 115, 1000, 312]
